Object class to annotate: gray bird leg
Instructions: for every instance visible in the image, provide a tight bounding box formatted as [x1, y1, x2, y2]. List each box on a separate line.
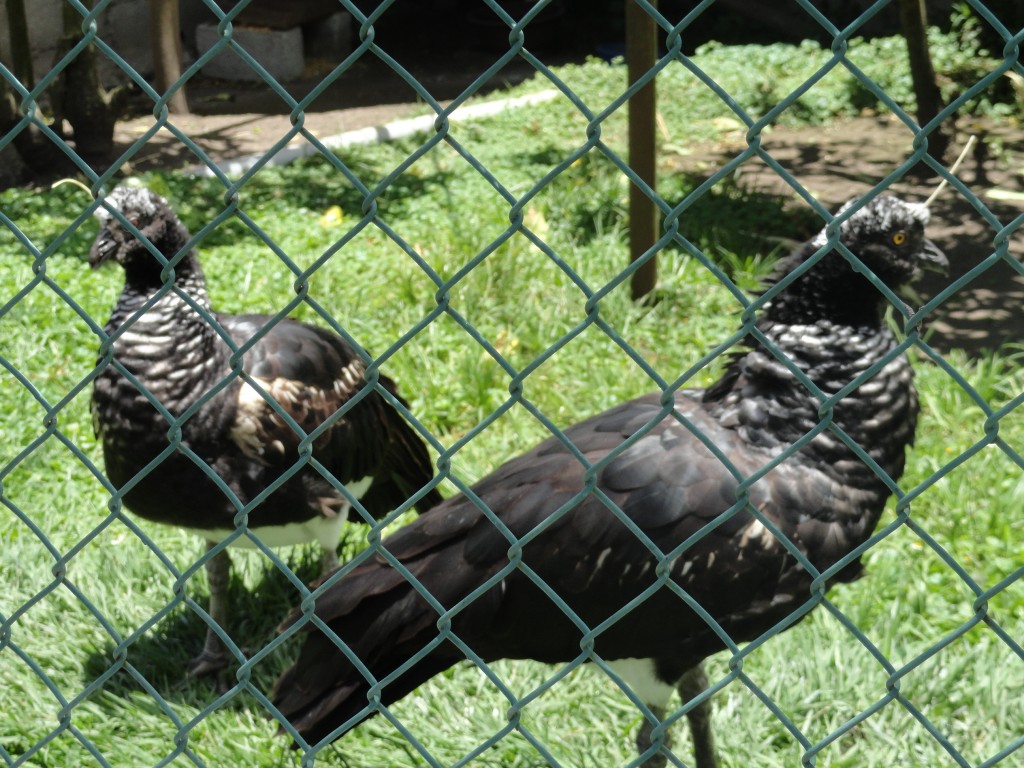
[320, 544, 339, 575]
[677, 664, 717, 768]
[635, 664, 717, 768]
[186, 542, 235, 677]
[636, 704, 671, 768]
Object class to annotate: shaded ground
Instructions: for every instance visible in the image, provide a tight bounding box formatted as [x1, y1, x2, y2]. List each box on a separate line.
[65, 0, 1024, 360]
[664, 115, 1024, 355]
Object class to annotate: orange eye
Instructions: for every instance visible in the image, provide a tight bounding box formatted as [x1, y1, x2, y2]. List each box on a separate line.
[892, 230, 907, 246]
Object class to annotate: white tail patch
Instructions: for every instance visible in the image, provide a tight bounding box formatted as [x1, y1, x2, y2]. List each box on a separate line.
[198, 476, 373, 550]
[606, 658, 674, 708]
[738, 518, 777, 551]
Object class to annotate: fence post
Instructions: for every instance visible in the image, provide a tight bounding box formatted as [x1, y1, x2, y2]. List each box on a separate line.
[627, 0, 658, 301]
[897, 0, 950, 161]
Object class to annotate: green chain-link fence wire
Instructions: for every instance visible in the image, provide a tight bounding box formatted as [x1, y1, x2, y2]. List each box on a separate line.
[2, 0, 1023, 765]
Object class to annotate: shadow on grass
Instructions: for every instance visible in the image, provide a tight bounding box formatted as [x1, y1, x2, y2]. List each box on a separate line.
[517, 147, 822, 256]
[140, 156, 459, 252]
[130, 138, 820, 289]
[83, 547, 325, 704]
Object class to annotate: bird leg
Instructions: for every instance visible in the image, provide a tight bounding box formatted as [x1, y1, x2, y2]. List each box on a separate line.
[186, 542, 235, 677]
[320, 544, 339, 575]
[635, 664, 717, 768]
[636, 705, 671, 768]
[677, 664, 717, 768]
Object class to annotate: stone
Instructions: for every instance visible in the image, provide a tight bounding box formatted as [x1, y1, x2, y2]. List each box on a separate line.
[304, 11, 353, 62]
[195, 21, 304, 83]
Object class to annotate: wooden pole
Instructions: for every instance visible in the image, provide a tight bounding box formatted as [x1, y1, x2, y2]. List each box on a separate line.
[897, 0, 949, 160]
[627, 0, 658, 301]
[151, 0, 190, 114]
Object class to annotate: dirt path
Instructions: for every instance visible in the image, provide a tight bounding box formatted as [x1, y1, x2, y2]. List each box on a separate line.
[112, 103, 429, 175]
[667, 115, 1024, 353]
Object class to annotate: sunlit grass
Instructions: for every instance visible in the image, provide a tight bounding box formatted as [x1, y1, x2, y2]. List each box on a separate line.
[2, 46, 1022, 768]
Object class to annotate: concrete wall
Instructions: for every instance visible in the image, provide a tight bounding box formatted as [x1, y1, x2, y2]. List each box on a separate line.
[0, 0, 211, 87]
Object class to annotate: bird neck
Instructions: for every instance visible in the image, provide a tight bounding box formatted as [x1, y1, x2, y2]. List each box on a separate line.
[113, 247, 212, 319]
[121, 244, 206, 290]
[104, 253, 229, 416]
[708, 315, 918, 493]
[760, 251, 890, 328]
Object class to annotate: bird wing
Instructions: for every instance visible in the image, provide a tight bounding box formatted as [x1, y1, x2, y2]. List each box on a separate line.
[223, 314, 372, 468]
[272, 391, 812, 733]
[221, 315, 439, 517]
[284, 391, 815, 652]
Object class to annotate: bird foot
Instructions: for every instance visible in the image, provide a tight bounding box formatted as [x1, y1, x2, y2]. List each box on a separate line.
[186, 648, 235, 678]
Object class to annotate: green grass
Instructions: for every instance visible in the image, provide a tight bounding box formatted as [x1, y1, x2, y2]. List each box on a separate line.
[2, 30, 1023, 768]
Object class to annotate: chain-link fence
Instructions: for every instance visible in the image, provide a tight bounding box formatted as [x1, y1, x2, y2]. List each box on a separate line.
[2, 1, 1023, 766]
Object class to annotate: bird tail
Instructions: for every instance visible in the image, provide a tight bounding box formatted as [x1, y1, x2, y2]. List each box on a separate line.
[357, 380, 444, 520]
[271, 548, 467, 745]
[365, 414, 444, 516]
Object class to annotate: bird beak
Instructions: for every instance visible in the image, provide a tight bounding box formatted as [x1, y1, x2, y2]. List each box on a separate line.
[89, 227, 117, 268]
[921, 238, 948, 275]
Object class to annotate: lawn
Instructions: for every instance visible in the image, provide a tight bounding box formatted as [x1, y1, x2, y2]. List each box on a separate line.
[2, 24, 1022, 768]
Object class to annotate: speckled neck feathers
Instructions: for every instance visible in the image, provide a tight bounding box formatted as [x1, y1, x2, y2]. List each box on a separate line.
[704, 197, 933, 491]
[102, 249, 226, 419]
[706, 318, 916, 490]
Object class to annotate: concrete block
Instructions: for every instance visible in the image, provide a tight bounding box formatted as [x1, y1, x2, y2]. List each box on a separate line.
[207, 0, 340, 30]
[196, 21, 304, 82]
[304, 12, 353, 61]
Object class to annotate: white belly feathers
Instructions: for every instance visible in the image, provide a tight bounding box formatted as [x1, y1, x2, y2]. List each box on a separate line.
[196, 476, 373, 550]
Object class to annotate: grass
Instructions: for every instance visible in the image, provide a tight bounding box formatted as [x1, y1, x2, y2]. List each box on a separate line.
[2, 27, 1023, 768]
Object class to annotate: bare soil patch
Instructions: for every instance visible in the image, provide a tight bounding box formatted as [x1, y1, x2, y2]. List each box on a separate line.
[668, 115, 1024, 353]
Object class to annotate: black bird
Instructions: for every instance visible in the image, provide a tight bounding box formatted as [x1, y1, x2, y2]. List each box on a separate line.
[88, 185, 442, 675]
[271, 195, 946, 765]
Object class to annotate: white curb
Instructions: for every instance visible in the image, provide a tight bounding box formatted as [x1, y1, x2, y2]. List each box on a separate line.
[188, 89, 561, 178]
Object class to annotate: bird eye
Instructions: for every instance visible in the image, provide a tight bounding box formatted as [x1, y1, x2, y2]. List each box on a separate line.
[892, 230, 907, 246]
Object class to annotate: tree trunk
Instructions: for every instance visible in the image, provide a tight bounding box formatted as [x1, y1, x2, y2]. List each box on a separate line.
[0, 81, 30, 188]
[51, 0, 130, 163]
[898, 0, 951, 161]
[151, 0, 189, 114]
[5, 0, 34, 90]
[0, 0, 69, 181]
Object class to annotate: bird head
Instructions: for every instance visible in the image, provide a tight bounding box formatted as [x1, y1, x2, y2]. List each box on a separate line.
[762, 195, 947, 327]
[818, 195, 948, 289]
[89, 186, 191, 274]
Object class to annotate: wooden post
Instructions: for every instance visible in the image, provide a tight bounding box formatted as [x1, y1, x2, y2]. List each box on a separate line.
[151, 0, 190, 114]
[898, 0, 949, 160]
[627, 0, 658, 301]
